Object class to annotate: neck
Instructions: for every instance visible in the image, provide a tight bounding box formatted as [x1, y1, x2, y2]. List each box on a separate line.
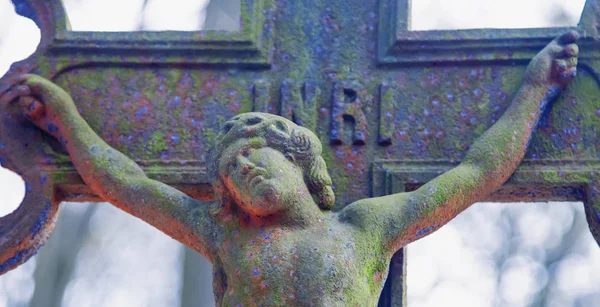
[277, 192, 325, 228]
[225, 191, 325, 229]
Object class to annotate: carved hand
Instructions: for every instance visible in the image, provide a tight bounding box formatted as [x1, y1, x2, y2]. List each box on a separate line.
[524, 30, 579, 90]
[13, 74, 78, 137]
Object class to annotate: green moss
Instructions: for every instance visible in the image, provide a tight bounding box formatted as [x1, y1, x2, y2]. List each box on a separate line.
[237, 82, 254, 113]
[166, 70, 184, 93]
[202, 128, 217, 144]
[148, 132, 168, 153]
[556, 72, 600, 159]
[35, 56, 53, 76]
[217, 115, 227, 127]
[117, 120, 132, 132]
[249, 137, 266, 147]
[320, 143, 349, 210]
[49, 170, 70, 183]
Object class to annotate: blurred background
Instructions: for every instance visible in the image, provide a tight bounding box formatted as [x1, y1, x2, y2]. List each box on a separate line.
[0, 0, 598, 306]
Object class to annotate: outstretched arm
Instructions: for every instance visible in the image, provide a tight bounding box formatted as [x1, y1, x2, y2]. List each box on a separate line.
[14, 75, 216, 260]
[341, 31, 579, 254]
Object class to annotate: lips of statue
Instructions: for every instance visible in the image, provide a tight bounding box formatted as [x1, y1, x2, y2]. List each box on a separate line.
[218, 140, 307, 216]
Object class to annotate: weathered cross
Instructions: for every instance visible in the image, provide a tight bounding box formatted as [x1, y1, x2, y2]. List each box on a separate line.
[0, 0, 599, 305]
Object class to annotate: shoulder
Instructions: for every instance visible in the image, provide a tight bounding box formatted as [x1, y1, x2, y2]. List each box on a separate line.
[338, 198, 381, 223]
[188, 199, 219, 229]
[338, 194, 411, 230]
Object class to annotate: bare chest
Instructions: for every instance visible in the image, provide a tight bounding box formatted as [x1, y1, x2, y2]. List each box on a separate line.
[213, 225, 385, 306]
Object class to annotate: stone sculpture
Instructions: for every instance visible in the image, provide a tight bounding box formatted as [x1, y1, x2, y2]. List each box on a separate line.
[5, 31, 578, 306]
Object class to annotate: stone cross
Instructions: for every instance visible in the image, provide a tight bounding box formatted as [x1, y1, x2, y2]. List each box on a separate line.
[0, 0, 599, 305]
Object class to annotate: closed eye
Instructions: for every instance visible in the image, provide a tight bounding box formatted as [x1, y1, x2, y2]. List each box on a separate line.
[221, 122, 234, 134]
[246, 116, 264, 125]
[242, 147, 256, 157]
[275, 120, 288, 133]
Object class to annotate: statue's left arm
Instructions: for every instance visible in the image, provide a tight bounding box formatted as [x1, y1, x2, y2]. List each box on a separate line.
[341, 31, 579, 254]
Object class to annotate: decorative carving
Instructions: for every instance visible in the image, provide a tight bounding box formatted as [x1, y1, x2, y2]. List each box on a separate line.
[330, 81, 370, 145]
[280, 79, 319, 131]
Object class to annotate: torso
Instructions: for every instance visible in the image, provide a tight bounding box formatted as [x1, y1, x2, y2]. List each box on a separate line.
[210, 213, 390, 306]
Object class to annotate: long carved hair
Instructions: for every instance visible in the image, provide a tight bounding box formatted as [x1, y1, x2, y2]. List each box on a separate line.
[207, 113, 335, 210]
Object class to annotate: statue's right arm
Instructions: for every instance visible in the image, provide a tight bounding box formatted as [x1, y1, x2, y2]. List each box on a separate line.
[13, 75, 216, 261]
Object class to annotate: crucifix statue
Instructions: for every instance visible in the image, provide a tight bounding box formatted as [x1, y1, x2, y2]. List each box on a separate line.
[0, 0, 598, 306]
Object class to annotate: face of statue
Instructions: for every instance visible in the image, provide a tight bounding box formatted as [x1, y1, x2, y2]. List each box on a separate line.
[218, 139, 310, 216]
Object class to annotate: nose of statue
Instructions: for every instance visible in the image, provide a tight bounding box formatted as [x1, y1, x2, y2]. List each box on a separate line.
[239, 159, 255, 175]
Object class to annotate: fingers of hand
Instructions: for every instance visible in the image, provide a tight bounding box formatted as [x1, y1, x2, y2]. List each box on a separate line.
[564, 44, 579, 58]
[551, 42, 578, 85]
[17, 85, 31, 96]
[561, 67, 577, 84]
[16, 74, 32, 83]
[548, 31, 579, 58]
[18, 96, 45, 120]
[17, 74, 47, 96]
[549, 42, 579, 59]
[557, 30, 579, 45]
[13, 80, 47, 118]
[552, 59, 577, 85]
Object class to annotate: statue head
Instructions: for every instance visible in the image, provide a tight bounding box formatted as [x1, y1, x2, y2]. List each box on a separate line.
[208, 113, 335, 216]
